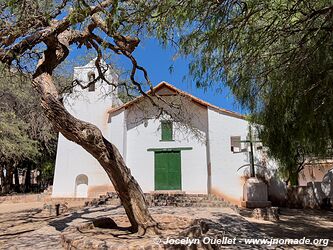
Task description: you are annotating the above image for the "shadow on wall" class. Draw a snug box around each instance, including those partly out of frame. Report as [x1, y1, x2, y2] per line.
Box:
[240, 167, 288, 207]
[267, 173, 288, 207]
[285, 170, 333, 209]
[211, 171, 287, 207]
[286, 182, 332, 209]
[125, 95, 208, 144]
[214, 166, 333, 209]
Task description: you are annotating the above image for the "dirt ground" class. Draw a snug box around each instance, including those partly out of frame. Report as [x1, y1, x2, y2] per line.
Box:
[0, 201, 46, 213]
[0, 202, 332, 249]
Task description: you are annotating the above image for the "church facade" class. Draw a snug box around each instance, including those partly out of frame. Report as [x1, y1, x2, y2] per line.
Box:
[52, 60, 262, 205]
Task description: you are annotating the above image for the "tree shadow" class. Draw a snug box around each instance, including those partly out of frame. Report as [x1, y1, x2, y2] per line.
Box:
[214, 213, 266, 239]
[177, 215, 267, 249]
[48, 205, 124, 232]
[239, 208, 333, 244]
[91, 217, 134, 233]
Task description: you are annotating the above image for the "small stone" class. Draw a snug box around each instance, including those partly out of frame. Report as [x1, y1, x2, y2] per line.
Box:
[252, 207, 279, 221]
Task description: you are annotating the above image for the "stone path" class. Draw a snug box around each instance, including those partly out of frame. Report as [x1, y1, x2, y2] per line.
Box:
[59, 205, 269, 249]
[0, 202, 332, 249]
[240, 208, 333, 249]
[0, 204, 253, 249]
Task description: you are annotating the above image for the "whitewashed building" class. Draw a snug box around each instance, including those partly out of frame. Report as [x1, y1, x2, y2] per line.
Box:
[52, 60, 262, 205]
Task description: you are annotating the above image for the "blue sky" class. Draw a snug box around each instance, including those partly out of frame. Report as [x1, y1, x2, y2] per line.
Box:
[123, 39, 245, 114]
[68, 38, 245, 114]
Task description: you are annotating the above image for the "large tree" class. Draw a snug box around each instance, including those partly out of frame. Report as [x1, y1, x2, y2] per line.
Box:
[145, 0, 333, 183]
[0, 65, 60, 193]
[0, 0, 163, 234]
[0, 111, 39, 193]
[3, 0, 331, 232]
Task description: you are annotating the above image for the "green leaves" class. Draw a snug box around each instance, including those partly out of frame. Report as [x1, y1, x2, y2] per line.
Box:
[68, 5, 91, 24]
[143, 0, 333, 181]
[0, 65, 57, 164]
[0, 112, 40, 162]
[1, 0, 332, 183]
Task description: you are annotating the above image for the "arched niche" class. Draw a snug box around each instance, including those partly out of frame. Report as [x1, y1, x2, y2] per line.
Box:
[75, 174, 89, 198]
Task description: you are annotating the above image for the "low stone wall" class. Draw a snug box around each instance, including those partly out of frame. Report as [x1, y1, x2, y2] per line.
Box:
[286, 182, 331, 209]
[0, 192, 234, 210]
[0, 193, 51, 203]
[147, 193, 231, 207]
[0, 193, 94, 206]
[86, 192, 234, 209]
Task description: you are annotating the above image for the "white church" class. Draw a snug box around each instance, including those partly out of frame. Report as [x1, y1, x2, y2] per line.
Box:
[52, 60, 266, 206]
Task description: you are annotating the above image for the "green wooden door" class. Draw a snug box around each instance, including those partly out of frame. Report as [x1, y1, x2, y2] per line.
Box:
[155, 151, 181, 190]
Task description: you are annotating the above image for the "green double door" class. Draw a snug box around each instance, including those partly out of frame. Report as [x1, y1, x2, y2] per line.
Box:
[154, 151, 181, 190]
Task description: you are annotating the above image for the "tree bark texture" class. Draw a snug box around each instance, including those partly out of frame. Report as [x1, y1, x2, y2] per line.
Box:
[0, 6, 160, 233]
[32, 72, 157, 234]
[2, 165, 14, 194]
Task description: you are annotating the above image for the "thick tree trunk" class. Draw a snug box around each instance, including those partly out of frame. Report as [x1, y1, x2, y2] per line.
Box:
[33, 73, 157, 234]
[2, 165, 14, 194]
[0, 166, 3, 194]
[24, 165, 31, 193]
[14, 167, 20, 193]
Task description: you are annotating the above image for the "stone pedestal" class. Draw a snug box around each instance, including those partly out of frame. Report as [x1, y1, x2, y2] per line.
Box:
[241, 177, 271, 208]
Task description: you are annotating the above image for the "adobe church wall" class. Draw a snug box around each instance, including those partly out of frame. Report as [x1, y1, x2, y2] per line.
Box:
[108, 109, 126, 158]
[207, 107, 249, 204]
[63, 66, 115, 132]
[87, 184, 115, 198]
[122, 100, 209, 194]
[52, 61, 119, 199]
[52, 135, 113, 198]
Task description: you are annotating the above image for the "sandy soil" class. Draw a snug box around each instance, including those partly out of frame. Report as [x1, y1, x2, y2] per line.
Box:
[0, 202, 46, 214]
[0, 201, 332, 249]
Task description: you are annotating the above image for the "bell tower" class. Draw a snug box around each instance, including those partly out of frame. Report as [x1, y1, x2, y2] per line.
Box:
[52, 59, 120, 198]
[63, 58, 122, 130]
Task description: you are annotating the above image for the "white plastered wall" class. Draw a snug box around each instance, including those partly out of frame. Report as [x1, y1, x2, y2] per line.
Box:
[207, 107, 249, 204]
[117, 100, 209, 194]
[52, 61, 118, 198]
